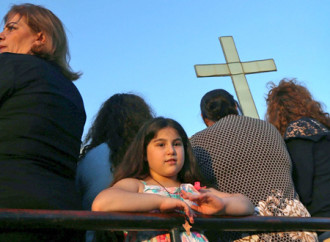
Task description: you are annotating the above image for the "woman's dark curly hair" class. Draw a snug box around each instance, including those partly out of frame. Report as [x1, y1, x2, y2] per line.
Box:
[81, 93, 154, 170]
[266, 78, 330, 136]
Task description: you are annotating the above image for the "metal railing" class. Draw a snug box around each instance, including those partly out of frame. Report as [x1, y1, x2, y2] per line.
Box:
[0, 209, 329, 241]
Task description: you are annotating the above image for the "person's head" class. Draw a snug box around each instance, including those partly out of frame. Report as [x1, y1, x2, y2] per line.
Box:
[0, 3, 80, 80]
[266, 78, 330, 136]
[200, 89, 239, 127]
[82, 93, 154, 170]
[112, 117, 205, 185]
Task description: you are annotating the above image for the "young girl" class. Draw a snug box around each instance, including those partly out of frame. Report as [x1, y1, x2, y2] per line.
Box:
[92, 117, 254, 241]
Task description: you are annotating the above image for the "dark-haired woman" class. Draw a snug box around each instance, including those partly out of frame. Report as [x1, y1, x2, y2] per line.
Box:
[190, 89, 317, 241]
[77, 93, 154, 211]
[76, 93, 153, 241]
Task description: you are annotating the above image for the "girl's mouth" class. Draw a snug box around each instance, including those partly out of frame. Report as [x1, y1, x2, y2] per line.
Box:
[166, 158, 177, 163]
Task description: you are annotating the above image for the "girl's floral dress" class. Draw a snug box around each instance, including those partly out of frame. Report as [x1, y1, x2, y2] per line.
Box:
[125, 182, 208, 242]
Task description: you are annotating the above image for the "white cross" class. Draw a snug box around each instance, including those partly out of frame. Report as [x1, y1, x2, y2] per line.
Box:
[194, 36, 277, 119]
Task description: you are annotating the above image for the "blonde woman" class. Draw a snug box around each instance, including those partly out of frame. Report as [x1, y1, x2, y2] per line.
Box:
[0, 4, 85, 241]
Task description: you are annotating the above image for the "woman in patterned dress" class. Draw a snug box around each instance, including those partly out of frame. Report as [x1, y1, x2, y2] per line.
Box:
[190, 89, 318, 241]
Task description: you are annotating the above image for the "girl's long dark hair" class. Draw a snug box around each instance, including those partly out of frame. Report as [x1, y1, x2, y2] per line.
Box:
[111, 117, 207, 186]
[81, 93, 154, 170]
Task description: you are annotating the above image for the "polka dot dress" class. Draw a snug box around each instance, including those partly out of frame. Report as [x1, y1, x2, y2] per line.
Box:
[190, 115, 317, 241]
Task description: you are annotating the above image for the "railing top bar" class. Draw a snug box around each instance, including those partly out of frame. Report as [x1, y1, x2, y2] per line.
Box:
[0, 209, 329, 232]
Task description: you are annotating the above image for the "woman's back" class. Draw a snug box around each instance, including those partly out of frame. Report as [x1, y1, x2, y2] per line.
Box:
[285, 117, 330, 217]
[76, 143, 112, 210]
[190, 115, 316, 241]
[0, 53, 86, 210]
[0, 53, 85, 173]
[190, 115, 295, 204]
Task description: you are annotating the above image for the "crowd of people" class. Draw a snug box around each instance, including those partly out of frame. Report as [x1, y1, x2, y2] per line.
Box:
[0, 3, 329, 242]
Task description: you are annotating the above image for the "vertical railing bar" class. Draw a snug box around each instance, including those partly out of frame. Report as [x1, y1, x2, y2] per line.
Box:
[170, 227, 181, 242]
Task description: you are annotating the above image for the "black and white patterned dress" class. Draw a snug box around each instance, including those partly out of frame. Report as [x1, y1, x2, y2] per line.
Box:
[190, 115, 317, 241]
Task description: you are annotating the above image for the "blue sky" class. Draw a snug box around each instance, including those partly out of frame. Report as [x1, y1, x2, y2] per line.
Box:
[1, 1, 330, 138]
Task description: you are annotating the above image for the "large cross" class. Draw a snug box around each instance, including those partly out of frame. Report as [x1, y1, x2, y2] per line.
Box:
[194, 36, 276, 119]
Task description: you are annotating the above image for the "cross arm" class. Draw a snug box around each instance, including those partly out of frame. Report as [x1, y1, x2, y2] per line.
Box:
[194, 64, 230, 77]
[242, 59, 277, 74]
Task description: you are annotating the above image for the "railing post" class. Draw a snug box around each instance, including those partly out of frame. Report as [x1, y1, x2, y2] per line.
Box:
[170, 227, 181, 242]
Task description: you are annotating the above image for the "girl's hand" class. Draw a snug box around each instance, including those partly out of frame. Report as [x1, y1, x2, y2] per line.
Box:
[159, 197, 195, 223]
[180, 189, 226, 215]
[181, 189, 255, 216]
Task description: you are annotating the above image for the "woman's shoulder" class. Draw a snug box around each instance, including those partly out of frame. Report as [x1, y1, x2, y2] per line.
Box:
[79, 143, 111, 166]
[82, 143, 111, 156]
[0, 53, 44, 65]
[190, 115, 274, 142]
[0, 53, 57, 81]
[284, 117, 329, 140]
[0, 52, 29, 60]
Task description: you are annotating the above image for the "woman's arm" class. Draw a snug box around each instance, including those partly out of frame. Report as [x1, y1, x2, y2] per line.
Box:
[286, 138, 314, 205]
[76, 144, 112, 210]
[92, 178, 195, 223]
[181, 188, 254, 216]
[0, 54, 15, 104]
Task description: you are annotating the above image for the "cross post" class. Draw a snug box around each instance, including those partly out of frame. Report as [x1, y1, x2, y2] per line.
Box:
[194, 36, 277, 119]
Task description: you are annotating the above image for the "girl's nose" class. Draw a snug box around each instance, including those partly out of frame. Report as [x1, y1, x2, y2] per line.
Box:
[167, 145, 176, 155]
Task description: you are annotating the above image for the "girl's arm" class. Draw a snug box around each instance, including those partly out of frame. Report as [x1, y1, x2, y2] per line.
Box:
[92, 178, 195, 223]
[181, 188, 254, 216]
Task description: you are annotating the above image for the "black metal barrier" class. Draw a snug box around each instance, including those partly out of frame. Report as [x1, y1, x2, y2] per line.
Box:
[0, 209, 329, 241]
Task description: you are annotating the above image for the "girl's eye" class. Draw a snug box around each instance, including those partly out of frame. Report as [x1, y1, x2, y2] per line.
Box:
[174, 141, 182, 146]
[156, 143, 165, 147]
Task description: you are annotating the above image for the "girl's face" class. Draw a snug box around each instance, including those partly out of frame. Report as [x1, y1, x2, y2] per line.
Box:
[146, 127, 184, 182]
[0, 14, 40, 54]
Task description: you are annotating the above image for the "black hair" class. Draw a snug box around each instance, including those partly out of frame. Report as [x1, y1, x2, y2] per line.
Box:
[200, 89, 239, 121]
[81, 93, 154, 170]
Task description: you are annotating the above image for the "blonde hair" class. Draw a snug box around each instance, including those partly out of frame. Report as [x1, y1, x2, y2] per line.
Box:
[4, 3, 81, 81]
